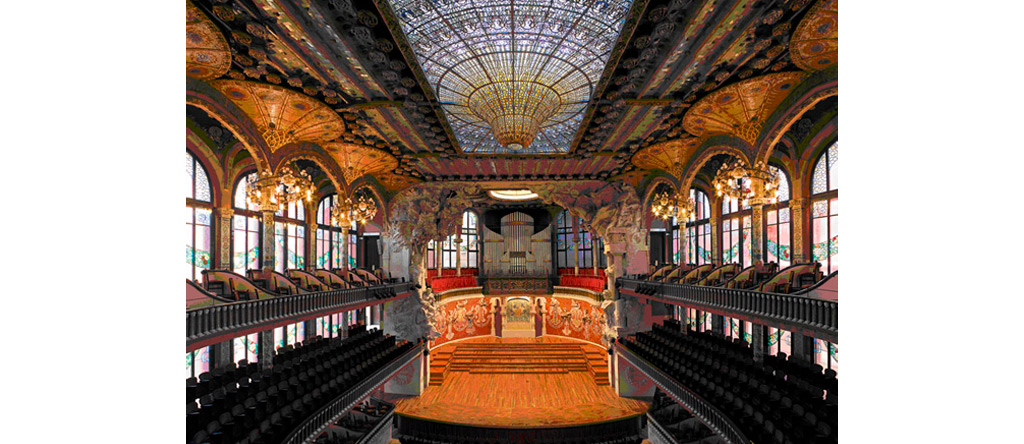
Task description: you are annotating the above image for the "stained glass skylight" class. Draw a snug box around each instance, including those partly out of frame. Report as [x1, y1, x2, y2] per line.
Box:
[387, 0, 634, 154]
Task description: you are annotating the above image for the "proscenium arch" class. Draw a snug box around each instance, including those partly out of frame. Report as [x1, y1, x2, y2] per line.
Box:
[754, 66, 839, 168]
[186, 77, 271, 173]
[270, 142, 347, 196]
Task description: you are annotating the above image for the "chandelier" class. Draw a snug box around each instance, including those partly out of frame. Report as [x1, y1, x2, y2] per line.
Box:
[651, 190, 695, 222]
[245, 166, 314, 211]
[711, 160, 781, 205]
[330, 192, 378, 228]
[388, 0, 634, 153]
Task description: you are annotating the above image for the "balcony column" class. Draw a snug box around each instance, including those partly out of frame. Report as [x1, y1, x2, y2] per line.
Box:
[748, 176, 768, 265]
[455, 227, 463, 276]
[305, 318, 318, 339]
[789, 198, 809, 263]
[751, 323, 767, 363]
[340, 227, 350, 270]
[214, 339, 234, 369]
[572, 223, 580, 275]
[259, 329, 275, 369]
[261, 210, 276, 273]
[307, 199, 318, 271]
[215, 208, 233, 269]
[710, 195, 723, 265]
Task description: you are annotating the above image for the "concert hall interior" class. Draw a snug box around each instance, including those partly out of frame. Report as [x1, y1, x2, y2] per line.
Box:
[184, 0, 839, 443]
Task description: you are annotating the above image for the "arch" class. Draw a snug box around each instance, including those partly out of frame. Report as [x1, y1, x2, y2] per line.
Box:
[796, 117, 839, 200]
[270, 142, 347, 195]
[678, 137, 752, 197]
[185, 126, 224, 207]
[186, 77, 271, 172]
[349, 176, 390, 228]
[640, 175, 678, 234]
[754, 66, 839, 167]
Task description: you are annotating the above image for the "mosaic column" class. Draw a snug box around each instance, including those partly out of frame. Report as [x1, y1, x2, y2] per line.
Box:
[259, 329, 275, 369]
[751, 323, 766, 363]
[340, 227, 350, 270]
[216, 208, 233, 269]
[789, 198, 808, 263]
[261, 210, 276, 272]
[307, 219, 318, 271]
[748, 177, 767, 264]
[214, 339, 233, 369]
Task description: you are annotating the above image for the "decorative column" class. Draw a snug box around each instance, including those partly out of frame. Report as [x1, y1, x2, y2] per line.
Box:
[261, 210, 276, 273]
[593, 239, 599, 275]
[455, 226, 463, 276]
[751, 323, 766, 363]
[748, 177, 767, 265]
[789, 198, 809, 263]
[214, 339, 233, 369]
[259, 329, 275, 369]
[710, 195, 723, 265]
[307, 200, 318, 271]
[216, 207, 233, 269]
[572, 223, 580, 275]
[340, 227, 350, 270]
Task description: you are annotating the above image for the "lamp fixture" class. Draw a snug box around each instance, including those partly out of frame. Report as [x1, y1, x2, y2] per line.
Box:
[651, 189, 695, 222]
[330, 191, 378, 228]
[711, 159, 780, 206]
[245, 166, 314, 211]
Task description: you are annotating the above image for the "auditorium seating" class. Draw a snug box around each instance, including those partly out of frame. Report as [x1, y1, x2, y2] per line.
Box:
[311, 398, 394, 444]
[428, 275, 478, 293]
[697, 264, 742, 287]
[395, 415, 643, 444]
[646, 264, 675, 281]
[353, 268, 381, 285]
[648, 389, 725, 444]
[202, 270, 272, 301]
[759, 263, 823, 294]
[187, 279, 236, 309]
[559, 274, 606, 293]
[723, 262, 779, 290]
[186, 328, 415, 444]
[661, 264, 697, 283]
[331, 268, 368, 287]
[246, 270, 301, 295]
[425, 268, 479, 288]
[285, 269, 329, 292]
[679, 264, 715, 285]
[314, 269, 350, 290]
[621, 321, 837, 444]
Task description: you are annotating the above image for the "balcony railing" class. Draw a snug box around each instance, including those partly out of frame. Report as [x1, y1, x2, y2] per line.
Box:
[282, 342, 423, 444]
[186, 282, 415, 348]
[646, 412, 679, 444]
[615, 343, 750, 444]
[617, 278, 837, 343]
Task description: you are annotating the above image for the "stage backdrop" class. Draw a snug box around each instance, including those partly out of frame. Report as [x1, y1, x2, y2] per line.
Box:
[543, 296, 605, 345]
[431, 296, 493, 348]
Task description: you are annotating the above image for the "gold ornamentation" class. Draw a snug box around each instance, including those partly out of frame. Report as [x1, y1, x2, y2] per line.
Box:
[682, 72, 808, 144]
[211, 80, 345, 151]
[322, 142, 399, 184]
[186, 0, 231, 80]
[790, 0, 838, 71]
[245, 166, 315, 212]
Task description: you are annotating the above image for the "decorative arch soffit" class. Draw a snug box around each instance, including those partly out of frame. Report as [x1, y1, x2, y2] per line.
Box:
[186, 77, 271, 172]
[270, 142, 346, 195]
[348, 176, 390, 227]
[678, 138, 752, 197]
[754, 66, 838, 167]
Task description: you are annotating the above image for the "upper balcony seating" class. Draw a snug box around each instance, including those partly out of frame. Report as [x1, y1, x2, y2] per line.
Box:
[696, 264, 743, 287]
[313, 269, 350, 290]
[246, 270, 301, 296]
[187, 328, 415, 444]
[285, 269, 329, 292]
[429, 275, 478, 294]
[649, 388, 725, 444]
[724, 262, 779, 290]
[331, 268, 368, 287]
[662, 264, 698, 283]
[311, 398, 394, 444]
[557, 268, 607, 279]
[621, 321, 837, 444]
[425, 268, 479, 288]
[353, 268, 381, 285]
[758, 263, 823, 294]
[187, 279, 237, 309]
[646, 264, 675, 281]
[559, 274, 606, 293]
[679, 264, 716, 285]
[202, 270, 274, 301]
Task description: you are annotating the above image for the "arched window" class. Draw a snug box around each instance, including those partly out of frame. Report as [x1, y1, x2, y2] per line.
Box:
[274, 201, 306, 273]
[316, 195, 345, 269]
[811, 141, 839, 273]
[556, 210, 607, 269]
[233, 173, 262, 273]
[721, 180, 752, 267]
[427, 240, 437, 269]
[186, 150, 213, 281]
[765, 165, 792, 268]
[459, 211, 479, 268]
[681, 190, 712, 265]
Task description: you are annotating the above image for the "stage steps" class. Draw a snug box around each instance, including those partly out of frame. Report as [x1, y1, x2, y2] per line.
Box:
[429, 342, 610, 386]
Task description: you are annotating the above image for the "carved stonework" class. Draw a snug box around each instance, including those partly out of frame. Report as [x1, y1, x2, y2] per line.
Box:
[217, 208, 233, 269]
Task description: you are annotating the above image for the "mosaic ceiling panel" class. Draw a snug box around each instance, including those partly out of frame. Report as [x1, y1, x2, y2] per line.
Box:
[386, 0, 635, 154]
[791, 0, 838, 71]
[630, 137, 701, 178]
[682, 72, 809, 145]
[322, 142, 400, 184]
[211, 80, 346, 150]
[186, 0, 232, 80]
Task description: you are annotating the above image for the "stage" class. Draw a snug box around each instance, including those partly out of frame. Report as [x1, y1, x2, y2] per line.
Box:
[394, 337, 649, 428]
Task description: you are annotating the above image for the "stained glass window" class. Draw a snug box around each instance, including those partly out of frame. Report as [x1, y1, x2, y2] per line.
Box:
[388, 0, 635, 154]
[233, 173, 262, 273]
[811, 142, 839, 274]
[274, 201, 306, 273]
[233, 333, 258, 364]
[681, 190, 712, 265]
[460, 211, 479, 268]
[764, 165, 792, 268]
[722, 216, 752, 267]
[427, 240, 437, 269]
[186, 151, 214, 281]
[186, 346, 210, 379]
[316, 195, 346, 270]
[555, 210, 607, 269]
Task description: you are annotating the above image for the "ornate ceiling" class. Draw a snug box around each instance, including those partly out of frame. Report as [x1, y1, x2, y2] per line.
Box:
[186, 0, 837, 198]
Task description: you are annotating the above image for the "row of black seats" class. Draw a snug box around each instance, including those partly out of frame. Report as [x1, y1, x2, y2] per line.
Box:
[311, 398, 394, 444]
[395, 435, 643, 444]
[648, 389, 724, 444]
[187, 328, 413, 444]
[622, 321, 837, 444]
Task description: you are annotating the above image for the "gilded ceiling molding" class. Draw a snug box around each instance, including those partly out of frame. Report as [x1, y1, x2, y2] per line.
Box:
[186, 77, 272, 173]
[377, 173, 423, 195]
[753, 66, 837, 167]
[630, 137, 702, 179]
[270, 142, 347, 195]
[186, 0, 231, 80]
[682, 72, 809, 146]
[210, 80, 346, 152]
[790, 0, 838, 72]
[321, 142, 399, 186]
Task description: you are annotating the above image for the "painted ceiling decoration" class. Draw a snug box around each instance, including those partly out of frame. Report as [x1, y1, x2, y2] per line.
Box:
[385, 0, 635, 154]
[322, 142, 400, 184]
[211, 80, 346, 151]
[791, 0, 838, 71]
[185, 0, 232, 80]
[630, 137, 701, 178]
[681, 71, 809, 145]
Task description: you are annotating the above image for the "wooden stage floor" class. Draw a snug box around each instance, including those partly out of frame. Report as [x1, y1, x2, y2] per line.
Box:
[394, 337, 649, 428]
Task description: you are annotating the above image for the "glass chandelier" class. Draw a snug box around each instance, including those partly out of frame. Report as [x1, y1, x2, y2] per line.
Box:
[330, 192, 378, 228]
[387, 0, 634, 153]
[245, 166, 314, 211]
[711, 160, 781, 205]
[651, 189, 695, 222]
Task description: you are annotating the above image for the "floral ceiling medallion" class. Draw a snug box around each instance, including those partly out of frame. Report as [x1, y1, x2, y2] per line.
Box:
[682, 72, 809, 145]
[322, 142, 400, 184]
[386, 0, 635, 154]
[186, 0, 232, 80]
[791, 0, 838, 71]
[211, 80, 345, 151]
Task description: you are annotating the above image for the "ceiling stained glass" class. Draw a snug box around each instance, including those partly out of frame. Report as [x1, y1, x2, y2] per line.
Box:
[387, 0, 634, 154]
